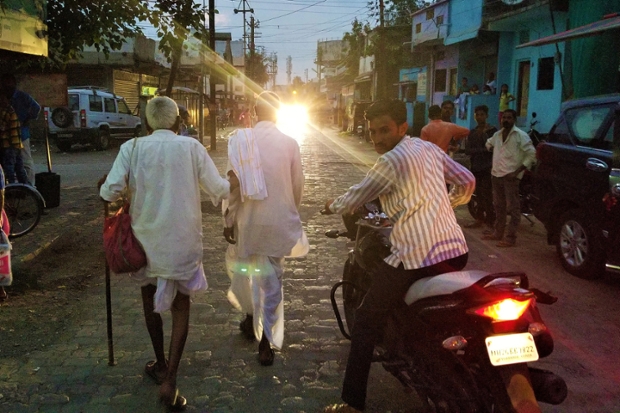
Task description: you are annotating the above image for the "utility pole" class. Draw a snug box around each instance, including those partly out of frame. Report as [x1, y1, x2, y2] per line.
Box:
[209, 0, 217, 150]
[286, 56, 292, 85]
[234, 0, 254, 61]
[376, 0, 386, 100]
[249, 16, 257, 81]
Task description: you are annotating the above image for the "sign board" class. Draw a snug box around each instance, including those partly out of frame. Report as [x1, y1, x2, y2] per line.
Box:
[417, 72, 427, 97]
[16, 74, 68, 108]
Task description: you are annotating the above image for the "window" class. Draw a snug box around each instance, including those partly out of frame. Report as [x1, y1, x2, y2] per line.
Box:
[434, 69, 447, 92]
[118, 100, 131, 114]
[89, 95, 103, 112]
[104, 98, 116, 113]
[537, 57, 555, 90]
[68, 94, 80, 111]
[436, 15, 444, 26]
[415, 23, 422, 33]
[566, 105, 613, 147]
[549, 117, 571, 144]
[426, 8, 434, 20]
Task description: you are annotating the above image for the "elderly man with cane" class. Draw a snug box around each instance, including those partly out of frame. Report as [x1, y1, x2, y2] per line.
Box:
[99, 96, 233, 411]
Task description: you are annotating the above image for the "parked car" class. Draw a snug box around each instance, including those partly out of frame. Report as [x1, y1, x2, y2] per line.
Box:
[47, 87, 141, 152]
[532, 94, 620, 279]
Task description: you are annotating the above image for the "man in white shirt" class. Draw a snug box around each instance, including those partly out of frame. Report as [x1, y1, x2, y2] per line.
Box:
[100, 96, 232, 410]
[482, 109, 536, 247]
[323, 99, 475, 413]
[224, 91, 305, 366]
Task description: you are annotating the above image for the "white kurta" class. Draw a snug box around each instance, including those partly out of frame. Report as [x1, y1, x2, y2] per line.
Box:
[224, 121, 306, 349]
[100, 131, 230, 310]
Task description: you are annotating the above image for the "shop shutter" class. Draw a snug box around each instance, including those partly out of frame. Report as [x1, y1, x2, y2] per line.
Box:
[113, 70, 140, 111]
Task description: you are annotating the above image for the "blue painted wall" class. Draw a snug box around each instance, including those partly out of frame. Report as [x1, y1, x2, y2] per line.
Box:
[494, 14, 567, 133]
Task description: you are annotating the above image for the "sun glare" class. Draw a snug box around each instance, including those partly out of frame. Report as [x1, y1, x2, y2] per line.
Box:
[277, 104, 309, 142]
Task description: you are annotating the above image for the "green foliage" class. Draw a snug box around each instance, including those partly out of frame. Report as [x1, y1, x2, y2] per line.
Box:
[341, 18, 371, 79]
[246, 50, 270, 87]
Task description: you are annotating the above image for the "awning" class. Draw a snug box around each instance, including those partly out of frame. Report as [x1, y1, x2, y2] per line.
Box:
[445, 29, 479, 46]
[516, 14, 620, 48]
[354, 74, 372, 84]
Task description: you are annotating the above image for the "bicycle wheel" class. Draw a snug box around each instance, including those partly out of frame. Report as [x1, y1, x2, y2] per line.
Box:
[4, 185, 43, 238]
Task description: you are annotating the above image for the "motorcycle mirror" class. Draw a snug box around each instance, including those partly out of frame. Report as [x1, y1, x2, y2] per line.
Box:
[531, 112, 537, 118]
[325, 229, 340, 239]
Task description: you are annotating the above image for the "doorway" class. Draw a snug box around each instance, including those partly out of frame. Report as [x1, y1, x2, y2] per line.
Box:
[517, 60, 530, 118]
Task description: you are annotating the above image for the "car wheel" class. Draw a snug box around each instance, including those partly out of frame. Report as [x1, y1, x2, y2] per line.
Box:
[56, 141, 72, 152]
[556, 210, 604, 279]
[51, 107, 73, 128]
[95, 129, 110, 151]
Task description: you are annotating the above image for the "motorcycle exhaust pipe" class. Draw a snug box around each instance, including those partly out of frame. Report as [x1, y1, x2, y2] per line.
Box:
[528, 367, 568, 405]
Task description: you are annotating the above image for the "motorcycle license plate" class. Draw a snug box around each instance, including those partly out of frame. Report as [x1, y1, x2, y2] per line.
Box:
[57, 134, 73, 138]
[485, 333, 539, 366]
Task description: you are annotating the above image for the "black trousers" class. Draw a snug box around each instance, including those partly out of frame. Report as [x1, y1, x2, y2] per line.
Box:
[473, 170, 495, 227]
[341, 253, 469, 410]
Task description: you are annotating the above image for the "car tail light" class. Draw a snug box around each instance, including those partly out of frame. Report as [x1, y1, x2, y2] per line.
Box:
[468, 298, 532, 321]
[80, 109, 86, 128]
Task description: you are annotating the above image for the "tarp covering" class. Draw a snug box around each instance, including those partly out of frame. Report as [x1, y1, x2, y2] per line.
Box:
[516, 15, 620, 48]
[569, 2, 620, 98]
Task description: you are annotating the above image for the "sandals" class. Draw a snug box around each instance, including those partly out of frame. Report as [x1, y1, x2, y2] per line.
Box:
[258, 347, 275, 366]
[160, 387, 187, 412]
[323, 404, 363, 413]
[144, 360, 168, 385]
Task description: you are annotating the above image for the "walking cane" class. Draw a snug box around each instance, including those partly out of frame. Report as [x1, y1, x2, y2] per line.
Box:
[103, 201, 116, 366]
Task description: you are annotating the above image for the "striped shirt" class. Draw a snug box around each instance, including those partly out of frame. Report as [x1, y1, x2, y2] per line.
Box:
[330, 136, 475, 270]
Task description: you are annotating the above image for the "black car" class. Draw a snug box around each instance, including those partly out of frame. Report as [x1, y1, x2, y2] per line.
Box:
[532, 94, 620, 279]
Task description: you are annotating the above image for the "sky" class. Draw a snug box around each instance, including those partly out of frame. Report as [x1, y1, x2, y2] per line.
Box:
[203, 0, 376, 85]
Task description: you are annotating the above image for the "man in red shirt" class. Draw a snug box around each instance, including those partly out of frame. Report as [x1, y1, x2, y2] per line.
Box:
[420, 105, 470, 153]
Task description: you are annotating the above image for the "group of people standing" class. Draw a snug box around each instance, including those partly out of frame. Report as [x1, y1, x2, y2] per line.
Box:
[420, 96, 536, 248]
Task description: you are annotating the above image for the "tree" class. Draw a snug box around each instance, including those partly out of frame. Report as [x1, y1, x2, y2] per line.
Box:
[150, 0, 210, 96]
[341, 18, 371, 80]
[245, 50, 270, 87]
[365, 0, 428, 97]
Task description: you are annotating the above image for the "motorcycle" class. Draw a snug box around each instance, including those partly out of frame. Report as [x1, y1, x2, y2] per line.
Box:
[467, 113, 544, 226]
[325, 202, 567, 412]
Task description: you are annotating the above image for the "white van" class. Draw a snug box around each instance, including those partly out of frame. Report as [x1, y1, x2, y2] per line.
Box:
[47, 87, 141, 151]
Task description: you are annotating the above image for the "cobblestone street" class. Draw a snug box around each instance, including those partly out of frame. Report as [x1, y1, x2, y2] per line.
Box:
[0, 126, 424, 413]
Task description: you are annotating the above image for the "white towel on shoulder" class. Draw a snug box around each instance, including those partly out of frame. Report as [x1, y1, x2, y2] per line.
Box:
[228, 128, 268, 201]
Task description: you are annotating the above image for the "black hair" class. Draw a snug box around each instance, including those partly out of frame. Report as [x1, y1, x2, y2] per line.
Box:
[503, 109, 517, 118]
[364, 99, 407, 125]
[474, 105, 489, 114]
[441, 100, 454, 109]
[428, 105, 442, 118]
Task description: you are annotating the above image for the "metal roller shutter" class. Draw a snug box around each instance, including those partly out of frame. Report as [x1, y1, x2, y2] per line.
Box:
[113, 70, 140, 110]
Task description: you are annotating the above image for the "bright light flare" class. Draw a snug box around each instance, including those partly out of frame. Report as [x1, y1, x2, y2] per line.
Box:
[277, 104, 309, 142]
[469, 298, 532, 321]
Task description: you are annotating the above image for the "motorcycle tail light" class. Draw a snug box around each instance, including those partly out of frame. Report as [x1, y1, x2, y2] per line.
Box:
[44, 109, 49, 122]
[468, 298, 532, 321]
[80, 109, 87, 128]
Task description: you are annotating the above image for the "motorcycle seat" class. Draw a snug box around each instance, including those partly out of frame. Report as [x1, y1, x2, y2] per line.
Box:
[404, 270, 490, 305]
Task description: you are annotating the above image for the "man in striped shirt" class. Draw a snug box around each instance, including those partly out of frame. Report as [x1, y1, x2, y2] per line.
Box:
[323, 99, 475, 413]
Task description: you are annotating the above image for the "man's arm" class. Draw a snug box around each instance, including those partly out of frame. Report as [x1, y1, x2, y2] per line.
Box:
[451, 123, 471, 141]
[328, 157, 395, 214]
[444, 154, 475, 207]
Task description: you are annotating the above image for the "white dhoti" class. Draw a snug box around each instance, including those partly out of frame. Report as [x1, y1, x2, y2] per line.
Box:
[226, 247, 284, 349]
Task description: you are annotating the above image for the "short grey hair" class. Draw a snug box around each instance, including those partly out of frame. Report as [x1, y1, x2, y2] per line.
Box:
[146, 96, 179, 130]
